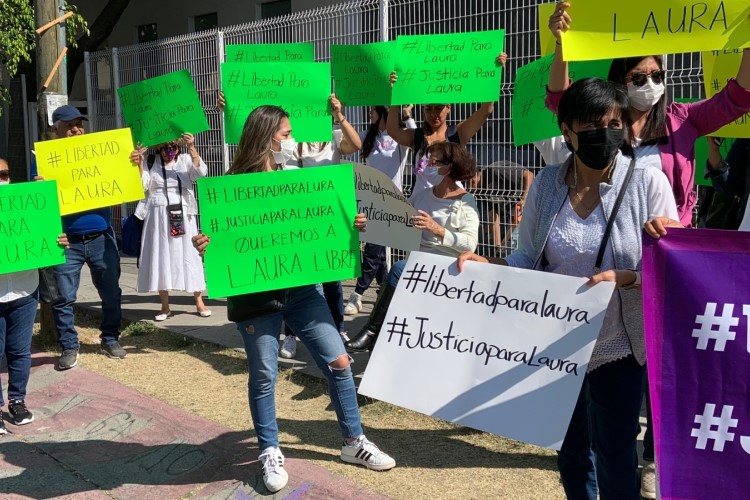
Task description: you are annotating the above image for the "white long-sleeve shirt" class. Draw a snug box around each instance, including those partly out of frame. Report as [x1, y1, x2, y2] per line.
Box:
[408, 187, 479, 257]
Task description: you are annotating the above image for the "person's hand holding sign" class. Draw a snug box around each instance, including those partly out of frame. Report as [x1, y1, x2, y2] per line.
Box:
[549, 2, 571, 41]
[354, 213, 367, 232]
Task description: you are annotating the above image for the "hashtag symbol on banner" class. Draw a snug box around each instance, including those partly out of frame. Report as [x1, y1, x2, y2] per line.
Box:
[401, 40, 419, 54]
[209, 218, 219, 233]
[385, 316, 411, 344]
[47, 151, 62, 168]
[712, 78, 721, 91]
[206, 187, 218, 204]
[233, 51, 246, 63]
[691, 403, 738, 451]
[521, 100, 533, 117]
[401, 68, 416, 85]
[227, 69, 241, 88]
[692, 302, 738, 351]
[401, 263, 428, 292]
[226, 107, 241, 125]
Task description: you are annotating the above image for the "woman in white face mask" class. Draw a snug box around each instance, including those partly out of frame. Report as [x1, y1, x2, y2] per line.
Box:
[193, 106, 396, 494]
[547, 2, 750, 229]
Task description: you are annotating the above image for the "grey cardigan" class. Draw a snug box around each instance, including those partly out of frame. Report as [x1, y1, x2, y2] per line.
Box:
[505, 152, 678, 365]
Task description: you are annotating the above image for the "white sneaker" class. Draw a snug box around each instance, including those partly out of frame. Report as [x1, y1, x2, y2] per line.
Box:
[640, 461, 657, 499]
[341, 435, 396, 471]
[343, 293, 362, 316]
[279, 335, 297, 359]
[259, 446, 288, 493]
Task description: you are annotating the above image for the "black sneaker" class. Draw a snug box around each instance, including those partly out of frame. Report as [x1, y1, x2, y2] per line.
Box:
[58, 348, 79, 370]
[101, 341, 127, 359]
[8, 400, 34, 425]
[0, 412, 7, 435]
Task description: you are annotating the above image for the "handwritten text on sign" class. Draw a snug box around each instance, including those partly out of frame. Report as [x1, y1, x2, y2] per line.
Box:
[118, 69, 210, 147]
[225, 43, 315, 63]
[332, 41, 395, 106]
[354, 163, 420, 251]
[197, 165, 361, 298]
[34, 128, 144, 216]
[702, 50, 750, 138]
[0, 180, 64, 275]
[512, 55, 612, 145]
[358, 252, 615, 449]
[561, 0, 750, 61]
[221, 62, 332, 144]
[391, 30, 505, 105]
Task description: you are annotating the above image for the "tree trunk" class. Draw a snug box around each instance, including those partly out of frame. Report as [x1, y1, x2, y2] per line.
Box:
[36, 0, 63, 346]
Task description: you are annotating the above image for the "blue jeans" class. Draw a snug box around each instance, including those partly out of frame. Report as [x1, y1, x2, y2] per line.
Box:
[236, 285, 363, 450]
[51, 228, 122, 349]
[386, 259, 406, 287]
[0, 290, 38, 406]
[354, 243, 387, 295]
[557, 355, 645, 500]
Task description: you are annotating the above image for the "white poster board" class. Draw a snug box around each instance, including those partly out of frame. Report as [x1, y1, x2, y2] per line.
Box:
[354, 163, 421, 251]
[358, 252, 616, 450]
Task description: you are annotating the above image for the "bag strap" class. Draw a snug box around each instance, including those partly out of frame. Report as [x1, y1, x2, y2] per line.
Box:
[147, 154, 156, 169]
[594, 156, 636, 273]
[161, 158, 183, 207]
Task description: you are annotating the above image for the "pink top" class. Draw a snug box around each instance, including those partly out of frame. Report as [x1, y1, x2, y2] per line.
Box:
[546, 79, 750, 226]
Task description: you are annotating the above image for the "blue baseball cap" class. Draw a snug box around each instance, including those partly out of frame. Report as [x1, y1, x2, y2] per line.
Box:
[52, 105, 88, 123]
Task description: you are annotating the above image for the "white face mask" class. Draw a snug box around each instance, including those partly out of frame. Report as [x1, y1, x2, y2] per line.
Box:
[271, 138, 296, 164]
[0, 180, 8, 185]
[627, 80, 665, 112]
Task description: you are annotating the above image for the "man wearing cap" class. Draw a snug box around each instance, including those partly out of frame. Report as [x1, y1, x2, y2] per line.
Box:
[31, 105, 125, 369]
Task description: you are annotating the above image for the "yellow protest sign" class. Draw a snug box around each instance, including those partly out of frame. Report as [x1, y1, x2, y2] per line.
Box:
[561, 0, 750, 62]
[34, 128, 144, 215]
[703, 49, 750, 137]
[538, 3, 557, 57]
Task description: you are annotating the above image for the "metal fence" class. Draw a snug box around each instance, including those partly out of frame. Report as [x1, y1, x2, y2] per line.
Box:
[84, 0, 705, 258]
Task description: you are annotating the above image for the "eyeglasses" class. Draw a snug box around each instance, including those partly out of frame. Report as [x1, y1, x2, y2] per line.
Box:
[628, 70, 666, 87]
[428, 158, 450, 166]
[0, 170, 9, 180]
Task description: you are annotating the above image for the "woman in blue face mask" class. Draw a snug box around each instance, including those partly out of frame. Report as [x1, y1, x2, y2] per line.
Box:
[457, 78, 681, 500]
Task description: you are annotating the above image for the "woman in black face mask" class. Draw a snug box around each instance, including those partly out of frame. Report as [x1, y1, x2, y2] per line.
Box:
[456, 78, 681, 500]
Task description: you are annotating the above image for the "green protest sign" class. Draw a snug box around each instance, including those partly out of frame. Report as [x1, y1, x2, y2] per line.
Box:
[197, 164, 361, 298]
[0, 180, 64, 275]
[332, 41, 394, 106]
[225, 43, 315, 63]
[221, 62, 333, 144]
[512, 55, 611, 146]
[391, 30, 504, 105]
[117, 69, 210, 147]
[675, 98, 734, 187]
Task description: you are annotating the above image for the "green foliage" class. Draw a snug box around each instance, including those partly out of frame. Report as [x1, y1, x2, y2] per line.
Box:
[0, 0, 89, 114]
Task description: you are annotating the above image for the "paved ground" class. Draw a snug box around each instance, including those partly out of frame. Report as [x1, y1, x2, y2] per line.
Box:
[0, 257, 387, 499]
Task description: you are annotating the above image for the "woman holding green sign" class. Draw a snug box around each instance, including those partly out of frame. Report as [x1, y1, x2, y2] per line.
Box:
[192, 105, 396, 494]
[386, 53, 507, 195]
[0, 158, 69, 433]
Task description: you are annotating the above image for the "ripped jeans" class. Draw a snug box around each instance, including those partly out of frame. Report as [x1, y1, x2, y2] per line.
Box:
[236, 285, 363, 450]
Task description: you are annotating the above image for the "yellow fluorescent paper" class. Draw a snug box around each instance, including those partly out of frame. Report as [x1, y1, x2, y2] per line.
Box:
[561, 0, 750, 61]
[702, 49, 750, 137]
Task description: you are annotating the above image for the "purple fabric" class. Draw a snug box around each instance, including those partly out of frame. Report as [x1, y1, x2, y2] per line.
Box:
[643, 227, 750, 499]
[546, 79, 750, 226]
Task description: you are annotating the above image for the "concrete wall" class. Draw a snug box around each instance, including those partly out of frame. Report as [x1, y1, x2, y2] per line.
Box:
[69, 0, 340, 99]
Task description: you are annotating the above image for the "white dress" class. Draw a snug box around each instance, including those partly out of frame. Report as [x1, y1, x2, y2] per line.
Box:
[136, 155, 207, 293]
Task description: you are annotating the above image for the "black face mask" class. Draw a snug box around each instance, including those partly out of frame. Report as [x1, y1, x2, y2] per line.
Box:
[567, 128, 624, 170]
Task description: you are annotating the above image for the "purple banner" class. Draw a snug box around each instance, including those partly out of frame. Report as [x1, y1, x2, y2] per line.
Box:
[643, 228, 750, 499]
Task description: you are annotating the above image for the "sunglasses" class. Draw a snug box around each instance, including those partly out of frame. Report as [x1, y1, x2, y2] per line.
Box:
[158, 144, 179, 152]
[628, 70, 666, 87]
[0, 170, 9, 180]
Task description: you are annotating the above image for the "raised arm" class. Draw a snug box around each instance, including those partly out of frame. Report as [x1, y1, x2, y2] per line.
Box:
[386, 72, 417, 147]
[330, 94, 362, 155]
[548, 2, 571, 94]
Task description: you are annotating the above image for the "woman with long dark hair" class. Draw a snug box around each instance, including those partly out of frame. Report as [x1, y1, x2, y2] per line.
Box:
[193, 105, 395, 494]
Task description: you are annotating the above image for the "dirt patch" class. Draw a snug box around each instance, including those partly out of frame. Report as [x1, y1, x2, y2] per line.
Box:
[35, 312, 564, 500]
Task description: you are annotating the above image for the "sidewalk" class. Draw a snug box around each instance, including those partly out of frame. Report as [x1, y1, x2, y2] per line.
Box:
[0, 257, 390, 499]
[0, 353, 388, 499]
